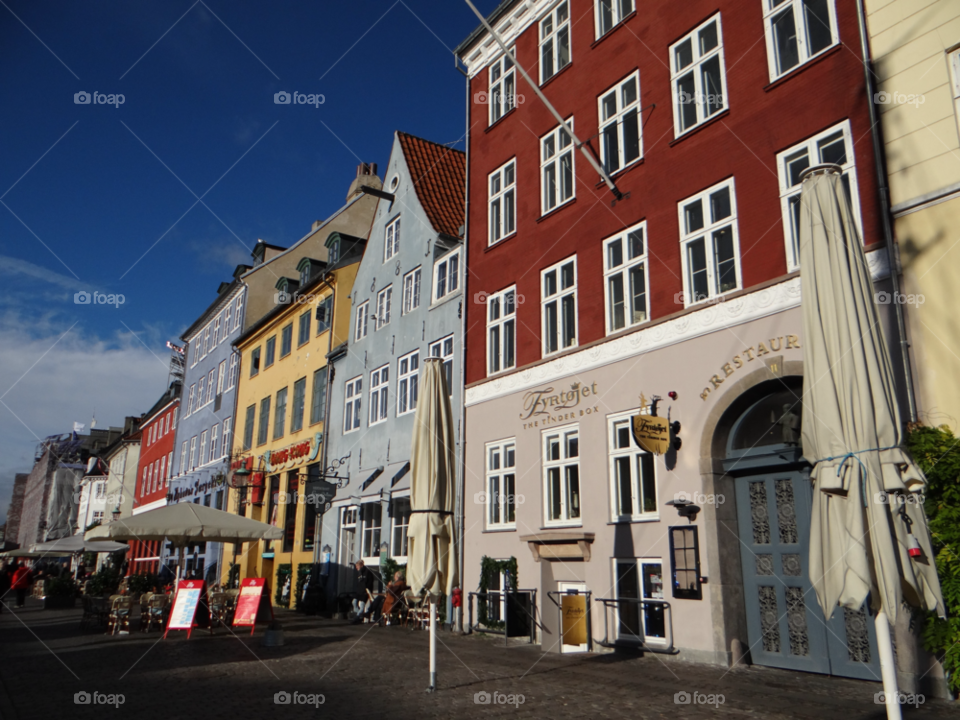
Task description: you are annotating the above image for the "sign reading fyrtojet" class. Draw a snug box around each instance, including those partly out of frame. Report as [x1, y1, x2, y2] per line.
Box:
[632, 414, 670, 455]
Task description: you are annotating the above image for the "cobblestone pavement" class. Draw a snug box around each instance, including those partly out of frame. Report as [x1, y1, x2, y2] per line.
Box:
[0, 598, 955, 720]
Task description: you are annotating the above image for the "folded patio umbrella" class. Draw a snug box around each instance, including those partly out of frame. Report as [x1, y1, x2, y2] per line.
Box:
[799, 164, 944, 719]
[32, 532, 129, 554]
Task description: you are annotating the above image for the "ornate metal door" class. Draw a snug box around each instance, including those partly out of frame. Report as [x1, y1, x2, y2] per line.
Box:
[736, 471, 881, 680]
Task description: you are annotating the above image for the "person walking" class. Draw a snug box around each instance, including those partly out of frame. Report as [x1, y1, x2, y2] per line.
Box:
[11, 562, 32, 609]
[0, 562, 11, 614]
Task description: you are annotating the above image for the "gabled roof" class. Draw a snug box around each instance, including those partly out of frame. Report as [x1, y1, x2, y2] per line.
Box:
[397, 132, 466, 239]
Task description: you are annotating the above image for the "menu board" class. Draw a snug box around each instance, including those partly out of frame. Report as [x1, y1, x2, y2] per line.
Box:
[233, 577, 272, 635]
[165, 580, 208, 639]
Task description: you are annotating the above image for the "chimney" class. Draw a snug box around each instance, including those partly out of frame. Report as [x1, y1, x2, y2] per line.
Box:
[347, 162, 382, 201]
[357, 163, 377, 178]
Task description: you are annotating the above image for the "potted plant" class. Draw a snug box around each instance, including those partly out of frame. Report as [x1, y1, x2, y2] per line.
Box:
[44, 575, 78, 609]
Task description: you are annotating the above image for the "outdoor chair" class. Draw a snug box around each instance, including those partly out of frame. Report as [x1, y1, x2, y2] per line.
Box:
[142, 594, 169, 633]
[138, 593, 153, 631]
[79, 595, 105, 629]
[403, 591, 429, 630]
[107, 596, 134, 635]
[209, 592, 233, 629]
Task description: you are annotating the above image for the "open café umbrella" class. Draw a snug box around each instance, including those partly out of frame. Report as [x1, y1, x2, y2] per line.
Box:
[32, 532, 129, 554]
[799, 165, 944, 720]
[407, 358, 459, 692]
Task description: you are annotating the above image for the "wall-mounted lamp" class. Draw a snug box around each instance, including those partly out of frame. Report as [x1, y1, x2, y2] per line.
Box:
[666, 498, 700, 522]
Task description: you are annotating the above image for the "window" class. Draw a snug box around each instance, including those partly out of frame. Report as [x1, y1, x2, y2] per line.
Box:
[243, 404, 255, 451]
[540, 1, 570, 83]
[777, 121, 859, 269]
[614, 558, 666, 643]
[210, 424, 219, 462]
[250, 347, 261, 377]
[543, 426, 580, 525]
[384, 217, 400, 261]
[92, 510, 103, 522]
[228, 353, 238, 389]
[608, 413, 657, 520]
[595, 0, 634, 38]
[402, 268, 421, 314]
[487, 286, 516, 376]
[213, 316, 221, 346]
[299, 263, 311, 288]
[221, 420, 231, 459]
[217, 360, 226, 396]
[376, 287, 392, 329]
[172, 407, 178, 429]
[671, 15, 727, 136]
[488, 160, 516, 245]
[187, 385, 196, 415]
[541, 119, 575, 213]
[339, 507, 358, 566]
[355, 300, 369, 340]
[429, 335, 454, 395]
[541, 257, 577, 355]
[280, 324, 293, 357]
[599, 71, 642, 174]
[952, 49, 960, 134]
[310, 368, 327, 425]
[274, 387, 288, 440]
[199, 431, 207, 467]
[391, 498, 411, 557]
[603, 222, 648, 334]
[361, 503, 382, 558]
[679, 178, 741, 305]
[206, 369, 215, 404]
[670, 526, 703, 600]
[264, 336, 276, 368]
[369, 365, 389, 425]
[189, 436, 197, 470]
[344, 377, 362, 433]
[257, 396, 271, 446]
[233, 294, 243, 330]
[297, 311, 310, 347]
[291, 377, 306, 433]
[488, 53, 516, 124]
[397, 350, 419, 416]
[203, 326, 211, 356]
[141, 468, 147, 497]
[763, 0, 837, 80]
[197, 377, 206, 409]
[433, 250, 460, 302]
[180, 441, 188, 475]
[224, 303, 233, 336]
[316, 294, 333, 334]
[486, 440, 517, 529]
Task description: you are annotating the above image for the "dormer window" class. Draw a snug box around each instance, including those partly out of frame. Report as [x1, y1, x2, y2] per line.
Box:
[329, 240, 340, 264]
[300, 264, 311, 287]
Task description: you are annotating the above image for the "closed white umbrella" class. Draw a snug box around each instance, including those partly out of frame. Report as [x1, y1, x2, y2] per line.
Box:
[799, 165, 944, 720]
[32, 532, 129, 554]
[407, 358, 459, 691]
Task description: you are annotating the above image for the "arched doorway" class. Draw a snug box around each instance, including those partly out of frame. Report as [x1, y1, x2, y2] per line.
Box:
[720, 377, 881, 681]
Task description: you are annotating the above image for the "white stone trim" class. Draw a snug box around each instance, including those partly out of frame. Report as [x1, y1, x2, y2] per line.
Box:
[465, 249, 889, 406]
[461, 0, 555, 78]
[132, 498, 167, 514]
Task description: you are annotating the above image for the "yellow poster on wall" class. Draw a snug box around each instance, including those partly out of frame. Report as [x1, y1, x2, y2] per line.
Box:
[560, 594, 587, 646]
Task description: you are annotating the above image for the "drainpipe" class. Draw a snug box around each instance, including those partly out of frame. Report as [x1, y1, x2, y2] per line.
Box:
[856, 0, 918, 423]
[313, 272, 338, 567]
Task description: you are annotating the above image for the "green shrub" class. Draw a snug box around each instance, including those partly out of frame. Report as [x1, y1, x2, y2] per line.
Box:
[45, 574, 77, 598]
[86, 567, 121, 597]
[126, 573, 159, 594]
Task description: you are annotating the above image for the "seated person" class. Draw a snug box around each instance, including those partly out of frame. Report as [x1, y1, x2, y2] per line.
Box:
[380, 571, 408, 624]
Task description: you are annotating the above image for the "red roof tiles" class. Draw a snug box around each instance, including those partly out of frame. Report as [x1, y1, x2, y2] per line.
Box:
[397, 132, 466, 238]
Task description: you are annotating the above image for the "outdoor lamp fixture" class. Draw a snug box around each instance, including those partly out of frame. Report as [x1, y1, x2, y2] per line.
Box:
[111, 506, 121, 521]
[666, 498, 700, 522]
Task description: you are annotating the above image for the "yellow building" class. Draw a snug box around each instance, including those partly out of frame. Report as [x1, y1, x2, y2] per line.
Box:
[223, 229, 369, 604]
[864, 0, 960, 429]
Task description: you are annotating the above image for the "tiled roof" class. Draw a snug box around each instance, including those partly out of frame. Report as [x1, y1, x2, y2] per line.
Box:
[397, 132, 466, 238]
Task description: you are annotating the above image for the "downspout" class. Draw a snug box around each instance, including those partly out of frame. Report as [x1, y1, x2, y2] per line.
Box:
[314, 271, 338, 567]
[856, 0, 918, 422]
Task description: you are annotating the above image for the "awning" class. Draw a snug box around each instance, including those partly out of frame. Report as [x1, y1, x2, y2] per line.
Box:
[361, 466, 384, 491]
[391, 462, 411, 488]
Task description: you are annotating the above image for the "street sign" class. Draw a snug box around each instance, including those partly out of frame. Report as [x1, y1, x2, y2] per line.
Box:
[165, 579, 210, 639]
[233, 577, 274, 635]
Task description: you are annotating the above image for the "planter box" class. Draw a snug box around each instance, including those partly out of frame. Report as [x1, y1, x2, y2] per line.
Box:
[44, 596, 77, 610]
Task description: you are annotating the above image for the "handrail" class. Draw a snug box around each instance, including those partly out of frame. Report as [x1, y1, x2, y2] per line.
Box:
[467, 589, 538, 645]
[594, 597, 677, 654]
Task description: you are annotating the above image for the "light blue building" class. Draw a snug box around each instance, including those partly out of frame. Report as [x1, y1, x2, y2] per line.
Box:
[321, 132, 465, 608]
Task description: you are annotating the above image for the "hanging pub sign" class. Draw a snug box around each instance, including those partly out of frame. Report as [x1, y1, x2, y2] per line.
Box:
[303, 477, 339, 517]
[165, 579, 210, 639]
[632, 414, 670, 455]
[233, 577, 274, 635]
[560, 593, 588, 646]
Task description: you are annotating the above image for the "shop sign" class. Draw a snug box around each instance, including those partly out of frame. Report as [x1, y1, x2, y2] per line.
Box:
[233, 577, 274, 635]
[262, 432, 323, 472]
[171, 476, 221, 503]
[700, 335, 801, 401]
[632, 414, 670, 455]
[521, 382, 600, 430]
[165, 579, 210, 639]
[560, 594, 587, 646]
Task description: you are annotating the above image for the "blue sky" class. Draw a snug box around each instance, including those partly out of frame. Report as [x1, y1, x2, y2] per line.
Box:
[0, 0, 497, 525]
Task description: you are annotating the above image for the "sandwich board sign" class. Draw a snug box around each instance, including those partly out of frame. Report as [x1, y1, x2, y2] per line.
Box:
[165, 579, 210, 639]
[233, 577, 274, 635]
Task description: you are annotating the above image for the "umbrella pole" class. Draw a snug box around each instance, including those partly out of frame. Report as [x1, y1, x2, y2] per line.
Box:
[428, 599, 437, 693]
[876, 610, 902, 720]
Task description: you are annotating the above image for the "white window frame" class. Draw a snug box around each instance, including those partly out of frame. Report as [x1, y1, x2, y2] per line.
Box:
[541, 256, 578, 356]
[432, 249, 461, 303]
[402, 267, 421, 315]
[542, 424, 581, 527]
[217, 360, 226, 395]
[199, 431, 207, 468]
[428, 335, 455, 395]
[762, 0, 839, 82]
[228, 354, 238, 390]
[486, 286, 517, 376]
[485, 439, 517, 530]
[397, 350, 420, 417]
[221, 419, 231, 460]
[777, 120, 860, 270]
[210, 423, 219, 463]
[678, 177, 741, 307]
[594, 0, 635, 39]
[187, 384, 196, 416]
[603, 221, 649, 335]
[376, 287, 392, 330]
[384, 216, 400, 262]
[598, 70, 643, 174]
[612, 557, 667, 645]
[233, 294, 243, 330]
[607, 410, 658, 522]
[180, 441, 187, 476]
[670, 14, 727, 137]
[344, 376, 362, 434]
[541, 118, 576, 214]
[539, 1, 571, 84]
[189, 436, 197, 470]
[488, 159, 517, 246]
[488, 52, 517, 125]
[355, 300, 369, 340]
[951, 48, 960, 135]
[213, 316, 221, 346]
[368, 364, 389, 426]
[206, 369, 215, 404]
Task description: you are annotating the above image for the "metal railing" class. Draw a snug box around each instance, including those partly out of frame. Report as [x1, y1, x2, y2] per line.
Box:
[594, 597, 676, 654]
[467, 589, 538, 645]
